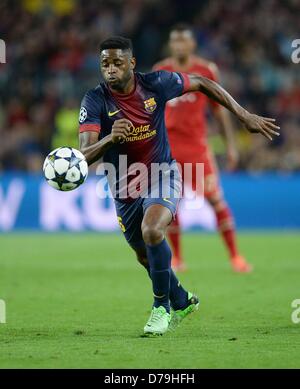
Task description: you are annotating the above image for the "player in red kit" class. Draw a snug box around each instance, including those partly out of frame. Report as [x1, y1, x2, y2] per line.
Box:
[153, 24, 252, 273]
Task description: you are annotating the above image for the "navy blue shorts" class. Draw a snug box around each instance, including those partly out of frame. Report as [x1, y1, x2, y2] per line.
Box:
[114, 161, 182, 250]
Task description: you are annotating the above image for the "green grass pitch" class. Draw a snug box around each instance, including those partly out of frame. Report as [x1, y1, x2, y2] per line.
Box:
[0, 232, 299, 368]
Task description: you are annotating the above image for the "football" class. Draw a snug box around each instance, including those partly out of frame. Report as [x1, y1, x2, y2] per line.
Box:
[43, 147, 88, 191]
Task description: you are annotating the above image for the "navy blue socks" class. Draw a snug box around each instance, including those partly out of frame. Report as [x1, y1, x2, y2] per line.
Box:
[146, 239, 171, 313]
[169, 271, 189, 311]
[145, 239, 188, 312]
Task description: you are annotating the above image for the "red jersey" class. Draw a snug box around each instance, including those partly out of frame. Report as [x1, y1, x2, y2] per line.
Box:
[153, 56, 219, 161]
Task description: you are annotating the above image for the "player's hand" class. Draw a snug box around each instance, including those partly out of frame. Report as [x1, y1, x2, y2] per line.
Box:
[111, 119, 133, 143]
[242, 113, 280, 141]
[226, 145, 239, 171]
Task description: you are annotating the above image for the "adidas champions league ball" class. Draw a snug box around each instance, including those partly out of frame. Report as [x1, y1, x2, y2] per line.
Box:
[43, 147, 88, 191]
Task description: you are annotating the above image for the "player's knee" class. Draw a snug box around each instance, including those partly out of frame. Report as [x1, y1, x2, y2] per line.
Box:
[142, 224, 164, 246]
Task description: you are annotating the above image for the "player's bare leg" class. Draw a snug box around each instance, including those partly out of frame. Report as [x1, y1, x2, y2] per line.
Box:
[167, 215, 187, 272]
[207, 191, 253, 273]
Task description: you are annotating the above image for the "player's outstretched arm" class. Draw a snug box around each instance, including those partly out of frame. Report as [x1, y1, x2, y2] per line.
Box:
[79, 119, 133, 165]
[213, 106, 239, 171]
[186, 74, 280, 140]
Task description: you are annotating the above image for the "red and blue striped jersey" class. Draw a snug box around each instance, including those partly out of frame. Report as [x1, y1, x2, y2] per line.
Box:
[79, 70, 190, 199]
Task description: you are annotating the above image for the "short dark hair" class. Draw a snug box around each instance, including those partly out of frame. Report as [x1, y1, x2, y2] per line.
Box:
[100, 36, 133, 54]
[170, 23, 195, 38]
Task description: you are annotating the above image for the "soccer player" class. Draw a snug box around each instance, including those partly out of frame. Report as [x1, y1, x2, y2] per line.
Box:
[78, 36, 279, 335]
[153, 24, 252, 273]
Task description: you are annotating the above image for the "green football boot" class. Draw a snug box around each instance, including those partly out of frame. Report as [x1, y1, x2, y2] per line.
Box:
[169, 292, 200, 331]
[143, 306, 171, 336]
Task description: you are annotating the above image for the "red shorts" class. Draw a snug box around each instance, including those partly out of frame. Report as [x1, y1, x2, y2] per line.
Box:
[174, 147, 222, 198]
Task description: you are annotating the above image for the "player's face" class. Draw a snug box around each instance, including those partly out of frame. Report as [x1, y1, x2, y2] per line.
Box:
[100, 49, 136, 91]
[169, 30, 196, 61]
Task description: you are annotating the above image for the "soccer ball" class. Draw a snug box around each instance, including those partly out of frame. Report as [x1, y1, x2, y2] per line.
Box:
[43, 147, 88, 191]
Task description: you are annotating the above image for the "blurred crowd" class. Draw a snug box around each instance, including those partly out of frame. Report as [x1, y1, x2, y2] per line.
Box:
[0, 0, 299, 172]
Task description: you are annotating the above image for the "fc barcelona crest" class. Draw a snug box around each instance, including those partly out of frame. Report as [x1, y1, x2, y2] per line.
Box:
[144, 97, 157, 113]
